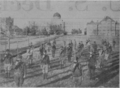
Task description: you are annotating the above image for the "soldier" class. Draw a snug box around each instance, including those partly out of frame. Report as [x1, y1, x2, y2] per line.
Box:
[53, 39, 56, 45]
[13, 55, 27, 87]
[70, 40, 73, 48]
[2, 49, 13, 78]
[52, 43, 56, 58]
[72, 56, 83, 86]
[92, 41, 97, 53]
[41, 50, 50, 79]
[78, 41, 84, 52]
[108, 43, 112, 53]
[67, 43, 73, 62]
[47, 42, 51, 52]
[88, 51, 96, 80]
[60, 46, 67, 68]
[27, 46, 33, 66]
[39, 44, 45, 58]
[112, 39, 116, 49]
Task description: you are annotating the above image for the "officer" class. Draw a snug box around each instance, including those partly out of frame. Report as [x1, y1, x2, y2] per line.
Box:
[41, 50, 50, 79]
[39, 44, 45, 58]
[2, 49, 13, 78]
[27, 46, 33, 66]
[13, 55, 27, 87]
[53, 40, 56, 45]
[60, 46, 66, 68]
[88, 51, 96, 80]
[78, 41, 84, 52]
[52, 43, 56, 58]
[92, 41, 97, 54]
[67, 43, 73, 62]
[72, 56, 83, 86]
[112, 39, 116, 49]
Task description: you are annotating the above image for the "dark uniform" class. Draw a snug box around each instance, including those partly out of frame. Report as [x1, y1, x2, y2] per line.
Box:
[39, 44, 45, 58]
[72, 57, 82, 76]
[13, 55, 27, 87]
[53, 40, 56, 45]
[52, 44, 56, 58]
[88, 52, 96, 79]
[78, 42, 84, 53]
[108, 44, 112, 53]
[27, 47, 33, 65]
[3, 50, 13, 77]
[112, 40, 116, 49]
[67, 44, 73, 62]
[72, 57, 83, 86]
[60, 46, 67, 68]
[41, 51, 50, 79]
[93, 41, 97, 53]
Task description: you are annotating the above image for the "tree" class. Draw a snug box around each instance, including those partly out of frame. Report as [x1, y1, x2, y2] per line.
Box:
[41, 28, 48, 35]
[71, 29, 79, 34]
[79, 29, 82, 34]
[12, 25, 23, 35]
[23, 26, 30, 35]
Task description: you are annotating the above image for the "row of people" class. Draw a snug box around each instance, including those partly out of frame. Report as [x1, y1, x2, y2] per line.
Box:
[1, 39, 114, 86]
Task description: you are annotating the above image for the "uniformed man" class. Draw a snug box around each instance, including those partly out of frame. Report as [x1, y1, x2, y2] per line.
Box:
[47, 42, 51, 52]
[39, 44, 45, 58]
[27, 46, 33, 66]
[52, 43, 56, 58]
[88, 51, 96, 80]
[78, 41, 84, 52]
[72, 56, 83, 86]
[60, 46, 67, 68]
[41, 50, 50, 79]
[2, 49, 13, 78]
[112, 39, 116, 49]
[108, 43, 112, 53]
[13, 55, 27, 87]
[92, 41, 97, 53]
[53, 40, 56, 45]
[70, 40, 73, 49]
[67, 43, 73, 62]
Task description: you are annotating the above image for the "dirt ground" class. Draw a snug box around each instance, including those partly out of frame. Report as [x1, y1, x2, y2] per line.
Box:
[0, 35, 119, 87]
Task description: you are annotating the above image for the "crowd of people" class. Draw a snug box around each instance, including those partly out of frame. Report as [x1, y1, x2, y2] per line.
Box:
[1, 38, 116, 87]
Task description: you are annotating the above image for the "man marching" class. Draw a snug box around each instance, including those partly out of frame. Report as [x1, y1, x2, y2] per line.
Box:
[13, 54, 27, 87]
[27, 46, 33, 66]
[39, 44, 45, 58]
[72, 56, 83, 86]
[88, 51, 96, 80]
[52, 43, 56, 58]
[41, 50, 50, 79]
[2, 49, 13, 78]
[67, 43, 73, 62]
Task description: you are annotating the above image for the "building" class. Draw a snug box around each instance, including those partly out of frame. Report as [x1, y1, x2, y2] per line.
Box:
[50, 12, 65, 34]
[86, 20, 98, 36]
[98, 16, 116, 38]
[86, 16, 119, 40]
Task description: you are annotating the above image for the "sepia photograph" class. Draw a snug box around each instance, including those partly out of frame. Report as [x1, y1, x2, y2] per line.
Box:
[0, 0, 119, 87]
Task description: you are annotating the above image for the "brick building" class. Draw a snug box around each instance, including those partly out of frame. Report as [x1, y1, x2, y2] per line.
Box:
[86, 16, 119, 39]
[98, 16, 119, 38]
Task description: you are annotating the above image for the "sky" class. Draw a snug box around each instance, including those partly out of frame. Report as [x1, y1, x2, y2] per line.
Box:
[0, 0, 120, 32]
